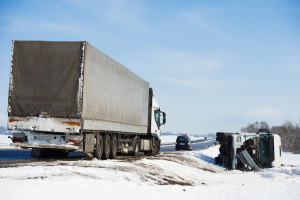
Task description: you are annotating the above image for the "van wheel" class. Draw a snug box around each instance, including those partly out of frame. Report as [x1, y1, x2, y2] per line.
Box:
[102, 134, 111, 160]
[95, 133, 103, 159]
[110, 134, 117, 159]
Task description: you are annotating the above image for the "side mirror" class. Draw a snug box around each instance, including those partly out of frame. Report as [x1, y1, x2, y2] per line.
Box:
[162, 112, 166, 125]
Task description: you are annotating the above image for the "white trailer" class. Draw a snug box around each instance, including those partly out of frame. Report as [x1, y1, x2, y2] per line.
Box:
[8, 41, 166, 159]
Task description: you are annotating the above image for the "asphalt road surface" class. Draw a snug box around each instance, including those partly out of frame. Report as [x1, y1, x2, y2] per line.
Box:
[160, 138, 216, 152]
[0, 138, 215, 167]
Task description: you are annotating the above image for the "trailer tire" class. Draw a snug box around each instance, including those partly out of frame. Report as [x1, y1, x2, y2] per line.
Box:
[95, 133, 103, 159]
[102, 134, 111, 160]
[31, 148, 43, 158]
[130, 136, 140, 156]
[110, 134, 117, 159]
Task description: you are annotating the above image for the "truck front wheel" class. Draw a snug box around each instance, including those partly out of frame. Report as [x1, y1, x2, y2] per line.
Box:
[102, 134, 111, 160]
[144, 137, 160, 156]
[153, 138, 160, 155]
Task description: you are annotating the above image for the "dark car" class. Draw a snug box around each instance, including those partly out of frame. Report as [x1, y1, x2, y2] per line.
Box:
[175, 135, 192, 151]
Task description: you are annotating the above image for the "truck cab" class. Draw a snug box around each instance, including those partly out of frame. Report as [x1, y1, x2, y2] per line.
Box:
[150, 93, 166, 138]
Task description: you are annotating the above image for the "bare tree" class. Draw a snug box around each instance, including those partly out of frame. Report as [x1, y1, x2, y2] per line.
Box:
[241, 121, 270, 133]
[242, 120, 300, 153]
[270, 120, 300, 153]
[260, 121, 270, 130]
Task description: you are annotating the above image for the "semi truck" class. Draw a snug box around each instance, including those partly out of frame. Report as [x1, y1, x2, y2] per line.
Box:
[7, 40, 166, 159]
[215, 129, 281, 171]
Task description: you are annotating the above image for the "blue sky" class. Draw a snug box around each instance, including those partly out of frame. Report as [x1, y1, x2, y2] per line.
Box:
[0, 0, 299, 134]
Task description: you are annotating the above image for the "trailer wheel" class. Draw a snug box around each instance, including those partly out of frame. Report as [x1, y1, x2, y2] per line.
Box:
[95, 133, 103, 159]
[102, 134, 111, 160]
[110, 134, 117, 159]
[130, 136, 140, 156]
[31, 148, 43, 158]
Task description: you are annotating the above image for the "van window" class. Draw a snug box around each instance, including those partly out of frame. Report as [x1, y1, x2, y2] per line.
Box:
[177, 136, 188, 142]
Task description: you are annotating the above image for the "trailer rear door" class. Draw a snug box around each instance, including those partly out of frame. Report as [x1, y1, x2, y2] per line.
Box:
[9, 41, 83, 118]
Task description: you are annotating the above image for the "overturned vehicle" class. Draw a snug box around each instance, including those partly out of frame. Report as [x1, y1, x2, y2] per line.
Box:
[215, 129, 281, 171]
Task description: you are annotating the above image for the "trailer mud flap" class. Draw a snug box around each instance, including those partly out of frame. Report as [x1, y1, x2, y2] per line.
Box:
[84, 133, 94, 153]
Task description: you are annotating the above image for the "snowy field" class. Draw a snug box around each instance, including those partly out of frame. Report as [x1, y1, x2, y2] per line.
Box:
[0, 134, 300, 200]
[0, 134, 17, 149]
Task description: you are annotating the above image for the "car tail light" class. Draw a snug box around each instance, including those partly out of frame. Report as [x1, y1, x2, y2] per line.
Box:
[13, 137, 23, 143]
[63, 122, 80, 126]
[9, 119, 22, 123]
[188, 142, 190, 145]
[67, 140, 79, 145]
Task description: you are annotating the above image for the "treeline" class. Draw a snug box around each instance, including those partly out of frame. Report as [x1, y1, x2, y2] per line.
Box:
[241, 120, 300, 153]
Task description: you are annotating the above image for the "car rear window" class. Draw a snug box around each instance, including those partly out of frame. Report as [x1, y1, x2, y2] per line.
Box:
[177, 136, 188, 142]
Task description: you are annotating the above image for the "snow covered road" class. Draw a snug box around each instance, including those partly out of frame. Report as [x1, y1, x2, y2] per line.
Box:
[0, 145, 300, 200]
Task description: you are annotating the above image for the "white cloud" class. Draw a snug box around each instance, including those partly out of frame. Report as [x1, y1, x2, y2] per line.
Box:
[244, 108, 282, 124]
[155, 49, 222, 72]
[181, 12, 229, 40]
[64, 0, 147, 33]
[290, 66, 300, 72]
[157, 77, 245, 92]
[134, 47, 228, 76]
[0, 15, 92, 36]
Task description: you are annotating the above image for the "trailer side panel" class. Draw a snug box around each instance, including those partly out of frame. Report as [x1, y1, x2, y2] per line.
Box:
[82, 43, 149, 134]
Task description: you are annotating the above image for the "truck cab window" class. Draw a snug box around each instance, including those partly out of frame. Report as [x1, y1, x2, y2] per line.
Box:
[154, 110, 160, 127]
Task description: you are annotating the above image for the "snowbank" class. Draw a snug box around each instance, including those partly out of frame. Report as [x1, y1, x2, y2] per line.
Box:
[0, 144, 299, 200]
[0, 134, 16, 149]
